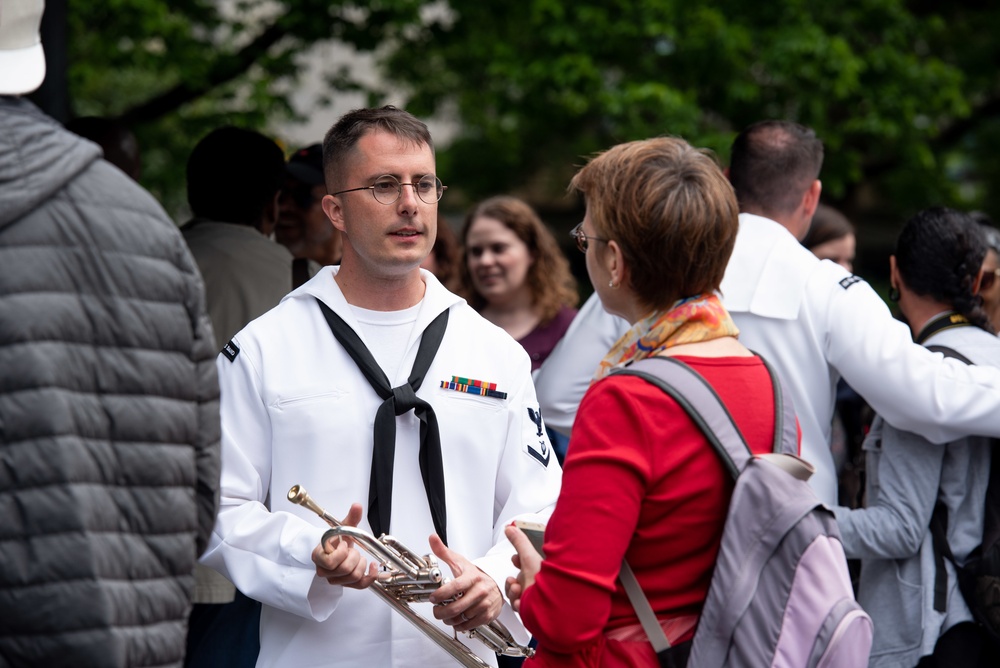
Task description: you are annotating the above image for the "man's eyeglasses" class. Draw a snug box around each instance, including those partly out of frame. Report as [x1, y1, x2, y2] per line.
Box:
[332, 174, 446, 205]
[570, 222, 609, 253]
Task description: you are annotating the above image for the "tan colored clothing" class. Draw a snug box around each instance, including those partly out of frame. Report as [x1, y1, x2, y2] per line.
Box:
[182, 219, 293, 602]
[183, 220, 293, 350]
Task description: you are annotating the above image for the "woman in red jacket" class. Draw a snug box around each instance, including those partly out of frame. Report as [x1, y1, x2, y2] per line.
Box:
[505, 137, 789, 667]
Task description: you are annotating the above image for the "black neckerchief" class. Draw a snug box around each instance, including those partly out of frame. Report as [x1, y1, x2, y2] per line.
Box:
[317, 298, 450, 544]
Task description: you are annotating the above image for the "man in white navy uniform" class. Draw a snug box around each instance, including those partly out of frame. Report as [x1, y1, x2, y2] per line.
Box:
[721, 119, 1000, 505]
[200, 106, 562, 667]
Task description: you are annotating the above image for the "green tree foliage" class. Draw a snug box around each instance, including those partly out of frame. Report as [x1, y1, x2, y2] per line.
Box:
[66, 0, 426, 214]
[66, 0, 1000, 225]
[377, 0, 1000, 220]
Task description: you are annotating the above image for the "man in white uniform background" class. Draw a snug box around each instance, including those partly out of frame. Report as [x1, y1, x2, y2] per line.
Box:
[534, 292, 628, 438]
[201, 106, 562, 667]
[721, 119, 1000, 505]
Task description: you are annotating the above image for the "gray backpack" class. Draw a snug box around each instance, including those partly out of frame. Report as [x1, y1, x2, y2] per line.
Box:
[614, 356, 873, 668]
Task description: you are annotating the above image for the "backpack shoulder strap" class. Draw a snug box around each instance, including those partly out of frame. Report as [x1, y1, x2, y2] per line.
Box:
[615, 356, 750, 478]
[924, 343, 976, 612]
[614, 355, 797, 477]
[756, 353, 800, 457]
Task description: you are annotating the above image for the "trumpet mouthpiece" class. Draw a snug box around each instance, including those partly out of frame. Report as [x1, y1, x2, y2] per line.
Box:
[288, 485, 304, 503]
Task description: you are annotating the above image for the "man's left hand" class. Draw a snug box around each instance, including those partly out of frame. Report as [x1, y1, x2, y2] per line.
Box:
[427, 534, 503, 633]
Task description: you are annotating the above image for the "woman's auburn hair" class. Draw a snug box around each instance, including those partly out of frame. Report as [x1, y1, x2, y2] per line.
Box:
[459, 195, 578, 322]
[570, 136, 739, 312]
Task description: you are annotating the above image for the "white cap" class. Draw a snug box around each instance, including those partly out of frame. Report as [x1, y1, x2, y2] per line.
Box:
[0, 0, 46, 95]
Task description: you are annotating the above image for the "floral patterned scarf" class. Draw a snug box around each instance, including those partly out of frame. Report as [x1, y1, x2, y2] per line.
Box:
[592, 293, 739, 382]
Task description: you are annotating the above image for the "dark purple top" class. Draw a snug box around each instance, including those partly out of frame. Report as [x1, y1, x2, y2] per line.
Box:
[518, 306, 578, 371]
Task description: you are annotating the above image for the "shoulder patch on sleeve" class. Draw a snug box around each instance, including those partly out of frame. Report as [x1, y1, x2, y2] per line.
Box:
[221, 339, 240, 362]
[525, 406, 551, 467]
[839, 275, 862, 290]
[526, 407, 545, 437]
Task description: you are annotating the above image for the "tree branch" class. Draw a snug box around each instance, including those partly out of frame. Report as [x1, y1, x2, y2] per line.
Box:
[119, 22, 288, 125]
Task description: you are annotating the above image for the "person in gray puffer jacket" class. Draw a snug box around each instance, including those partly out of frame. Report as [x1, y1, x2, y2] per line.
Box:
[0, 3, 221, 665]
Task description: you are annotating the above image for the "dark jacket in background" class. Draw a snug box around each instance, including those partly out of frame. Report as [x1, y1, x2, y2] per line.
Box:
[0, 97, 221, 668]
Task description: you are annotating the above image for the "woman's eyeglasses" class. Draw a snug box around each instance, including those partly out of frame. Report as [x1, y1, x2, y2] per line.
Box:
[570, 222, 609, 253]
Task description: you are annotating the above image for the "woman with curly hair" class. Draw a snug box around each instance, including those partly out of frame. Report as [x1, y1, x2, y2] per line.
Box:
[460, 195, 578, 372]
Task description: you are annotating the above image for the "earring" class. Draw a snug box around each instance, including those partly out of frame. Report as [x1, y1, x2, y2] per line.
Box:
[609, 280, 617, 289]
[888, 286, 900, 302]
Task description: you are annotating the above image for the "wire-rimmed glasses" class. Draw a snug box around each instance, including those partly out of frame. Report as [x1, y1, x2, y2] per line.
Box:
[332, 174, 446, 205]
[570, 222, 609, 253]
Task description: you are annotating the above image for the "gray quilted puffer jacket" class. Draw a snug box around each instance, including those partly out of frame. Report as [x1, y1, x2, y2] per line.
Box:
[0, 97, 221, 667]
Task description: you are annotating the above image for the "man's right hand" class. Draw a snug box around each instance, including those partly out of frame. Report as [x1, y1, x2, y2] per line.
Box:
[311, 503, 378, 589]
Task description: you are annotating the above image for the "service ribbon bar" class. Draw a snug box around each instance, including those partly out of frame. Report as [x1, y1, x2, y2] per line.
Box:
[440, 377, 507, 400]
[451, 376, 498, 391]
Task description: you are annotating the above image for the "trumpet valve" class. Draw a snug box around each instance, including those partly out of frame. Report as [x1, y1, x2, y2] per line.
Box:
[387, 586, 441, 603]
[378, 567, 442, 585]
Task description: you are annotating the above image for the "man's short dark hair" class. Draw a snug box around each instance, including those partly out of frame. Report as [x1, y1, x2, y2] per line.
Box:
[729, 120, 824, 218]
[65, 116, 141, 181]
[186, 126, 285, 226]
[321, 106, 433, 190]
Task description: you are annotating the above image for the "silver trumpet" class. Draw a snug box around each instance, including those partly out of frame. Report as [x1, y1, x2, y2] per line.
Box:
[287, 485, 534, 666]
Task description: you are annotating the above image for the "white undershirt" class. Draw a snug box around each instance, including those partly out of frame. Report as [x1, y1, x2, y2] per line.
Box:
[349, 302, 421, 382]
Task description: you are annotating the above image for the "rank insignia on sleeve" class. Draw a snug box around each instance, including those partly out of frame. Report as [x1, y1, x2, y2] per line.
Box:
[439, 376, 507, 400]
[221, 339, 240, 362]
[839, 275, 862, 290]
[527, 439, 550, 467]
